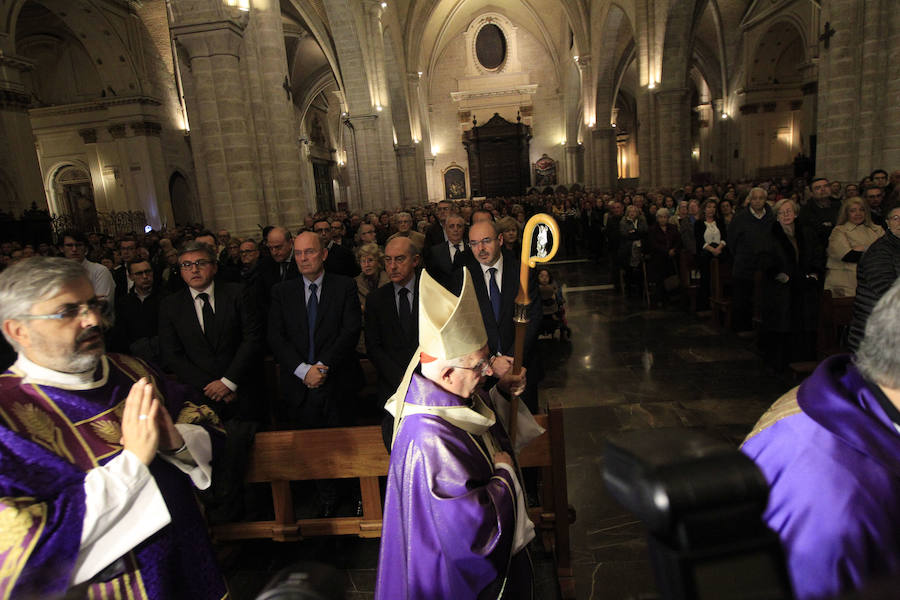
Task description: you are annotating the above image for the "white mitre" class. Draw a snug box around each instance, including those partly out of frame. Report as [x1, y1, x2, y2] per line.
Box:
[384, 268, 488, 444]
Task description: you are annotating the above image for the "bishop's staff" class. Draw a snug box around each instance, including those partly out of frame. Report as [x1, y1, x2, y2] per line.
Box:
[509, 213, 560, 447]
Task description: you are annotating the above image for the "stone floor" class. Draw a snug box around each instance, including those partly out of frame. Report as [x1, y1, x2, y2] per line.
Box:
[222, 258, 794, 599]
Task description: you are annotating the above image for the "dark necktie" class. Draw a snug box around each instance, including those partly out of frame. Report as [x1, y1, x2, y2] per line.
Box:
[398, 287, 412, 338]
[453, 243, 463, 267]
[198, 292, 216, 342]
[488, 267, 501, 322]
[307, 283, 318, 363]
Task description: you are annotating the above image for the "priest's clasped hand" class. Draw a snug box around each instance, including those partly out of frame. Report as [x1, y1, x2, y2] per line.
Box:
[120, 378, 160, 465]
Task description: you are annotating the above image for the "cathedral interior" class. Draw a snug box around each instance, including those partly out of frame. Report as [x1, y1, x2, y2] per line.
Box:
[0, 0, 895, 232]
[0, 0, 897, 598]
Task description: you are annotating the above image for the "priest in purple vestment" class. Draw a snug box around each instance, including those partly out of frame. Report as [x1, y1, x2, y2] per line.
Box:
[741, 278, 900, 600]
[0, 257, 228, 599]
[376, 268, 539, 599]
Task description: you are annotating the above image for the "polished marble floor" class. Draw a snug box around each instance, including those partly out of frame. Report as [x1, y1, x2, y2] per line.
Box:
[222, 258, 793, 599]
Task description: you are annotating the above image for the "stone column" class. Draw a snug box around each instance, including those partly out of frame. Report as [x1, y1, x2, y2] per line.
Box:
[172, 17, 264, 233]
[655, 88, 691, 188]
[816, 0, 898, 178]
[0, 54, 46, 212]
[394, 143, 420, 206]
[591, 126, 618, 190]
[564, 144, 579, 183]
[241, 0, 305, 228]
[636, 89, 655, 188]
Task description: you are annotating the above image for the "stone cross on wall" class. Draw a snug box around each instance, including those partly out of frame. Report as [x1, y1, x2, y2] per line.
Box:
[819, 22, 836, 50]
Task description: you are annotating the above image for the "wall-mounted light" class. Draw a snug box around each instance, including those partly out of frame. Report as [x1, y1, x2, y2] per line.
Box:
[431, 144, 440, 155]
[224, 0, 250, 11]
[417, 71, 423, 76]
[560, 138, 566, 146]
[588, 119, 596, 127]
[413, 138, 419, 144]
[573, 55, 579, 62]
[375, 105, 383, 112]
[648, 81, 656, 90]
[721, 112, 729, 119]
[381, 2, 387, 8]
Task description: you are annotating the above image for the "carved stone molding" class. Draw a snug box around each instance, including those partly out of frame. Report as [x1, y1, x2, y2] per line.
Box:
[130, 121, 162, 136]
[450, 85, 537, 102]
[78, 128, 98, 144]
[108, 124, 127, 139]
[0, 89, 30, 112]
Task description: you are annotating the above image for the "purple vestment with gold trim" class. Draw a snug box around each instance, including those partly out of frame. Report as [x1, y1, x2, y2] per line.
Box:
[0, 353, 229, 599]
[742, 355, 900, 600]
[375, 373, 533, 600]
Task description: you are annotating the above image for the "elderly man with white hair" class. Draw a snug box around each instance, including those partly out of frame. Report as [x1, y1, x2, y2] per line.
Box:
[741, 277, 900, 599]
[376, 268, 539, 599]
[0, 257, 226, 598]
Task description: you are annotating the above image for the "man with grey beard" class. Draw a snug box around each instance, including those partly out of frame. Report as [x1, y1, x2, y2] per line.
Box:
[0, 257, 227, 598]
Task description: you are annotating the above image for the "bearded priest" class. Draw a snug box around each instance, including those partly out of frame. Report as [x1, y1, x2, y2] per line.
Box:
[0, 257, 228, 599]
[376, 268, 541, 599]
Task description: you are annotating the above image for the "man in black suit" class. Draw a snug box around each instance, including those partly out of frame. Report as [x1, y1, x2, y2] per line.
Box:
[259, 226, 299, 291]
[365, 237, 421, 405]
[465, 220, 542, 412]
[424, 200, 454, 248]
[268, 231, 362, 428]
[158, 241, 264, 422]
[314, 219, 361, 277]
[112, 258, 162, 364]
[268, 231, 362, 516]
[113, 237, 138, 299]
[424, 214, 469, 295]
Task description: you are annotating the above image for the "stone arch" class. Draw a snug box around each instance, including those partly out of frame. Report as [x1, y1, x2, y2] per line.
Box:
[283, 0, 346, 101]
[593, 3, 634, 128]
[47, 162, 98, 232]
[168, 170, 196, 227]
[748, 20, 806, 89]
[11, 0, 142, 98]
[659, 0, 706, 89]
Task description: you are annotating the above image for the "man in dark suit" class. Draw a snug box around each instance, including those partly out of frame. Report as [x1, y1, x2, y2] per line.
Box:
[365, 237, 421, 405]
[268, 231, 362, 428]
[111, 258, 162, 364]
[259, 226, 299, 294]
[314, 219, 361, 277]
[465, 220, 542, 412]
[268, 231, 362, 516]
[113, 237, 138, 299]
[424, 214, 469, 295]
[424, 200, 454, 248]
[158, 241, 264, 422]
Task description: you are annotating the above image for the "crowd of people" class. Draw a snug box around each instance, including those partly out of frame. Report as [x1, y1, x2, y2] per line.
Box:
[1, 165, 899, 598]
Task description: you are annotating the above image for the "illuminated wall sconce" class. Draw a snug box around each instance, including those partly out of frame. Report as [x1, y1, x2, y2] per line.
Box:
[417, 71, 423, 76]
[721, 112, 729, 119]
[573, 55, 579, 62]
[588, 119, 596, 127]
[560, 139, 566, 146]
[431, 145, 440, 155]
[375, 105, 383, 112]
[381, 2, 387, 8]
[648, 80, 656, 90]
[224, 0, 250, 11]
[692, 148, 700, 159]
[413, 138, 419, 144]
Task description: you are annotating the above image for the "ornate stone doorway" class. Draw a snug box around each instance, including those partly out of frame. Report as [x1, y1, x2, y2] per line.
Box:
[52, 165, 97, 232]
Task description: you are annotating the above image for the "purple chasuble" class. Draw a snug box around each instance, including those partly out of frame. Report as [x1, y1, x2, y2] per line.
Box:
[0, 353, 229, 599]
[742, 355, 900, 600]
[375, 373, 533, 600]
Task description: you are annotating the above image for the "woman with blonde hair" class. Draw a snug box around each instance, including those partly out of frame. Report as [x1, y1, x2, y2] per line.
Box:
[355, 243, 389, 311]
[824, 197, 884, 296]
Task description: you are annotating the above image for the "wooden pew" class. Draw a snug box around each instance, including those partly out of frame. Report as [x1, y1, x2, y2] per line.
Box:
[212, 405, 577, 598]
[709, 258, 733, 329]
[816, 289, 855, 359]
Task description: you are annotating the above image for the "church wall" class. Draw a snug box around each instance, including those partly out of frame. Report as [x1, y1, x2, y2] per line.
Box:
[427, 21, 563, 200]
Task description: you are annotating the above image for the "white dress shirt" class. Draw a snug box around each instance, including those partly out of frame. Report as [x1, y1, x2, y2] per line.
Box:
[479, 254, 504, 294]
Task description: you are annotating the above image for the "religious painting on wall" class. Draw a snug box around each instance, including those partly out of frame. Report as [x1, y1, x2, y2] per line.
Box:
[534, 154, 557, 186]
[443, 165, 467, 199]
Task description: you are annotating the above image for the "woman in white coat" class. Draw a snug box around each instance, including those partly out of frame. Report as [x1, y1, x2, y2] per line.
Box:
[824, 197, 884, 296]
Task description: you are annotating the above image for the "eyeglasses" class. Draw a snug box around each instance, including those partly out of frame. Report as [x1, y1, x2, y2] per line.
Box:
[18, 297, 109, 321]
[468, 237, 497, 248]
[314, 227, 331, 234]
[179, 259, 215, 270]
[888, 215, 900, 222]
[452, 356, 494, 377]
